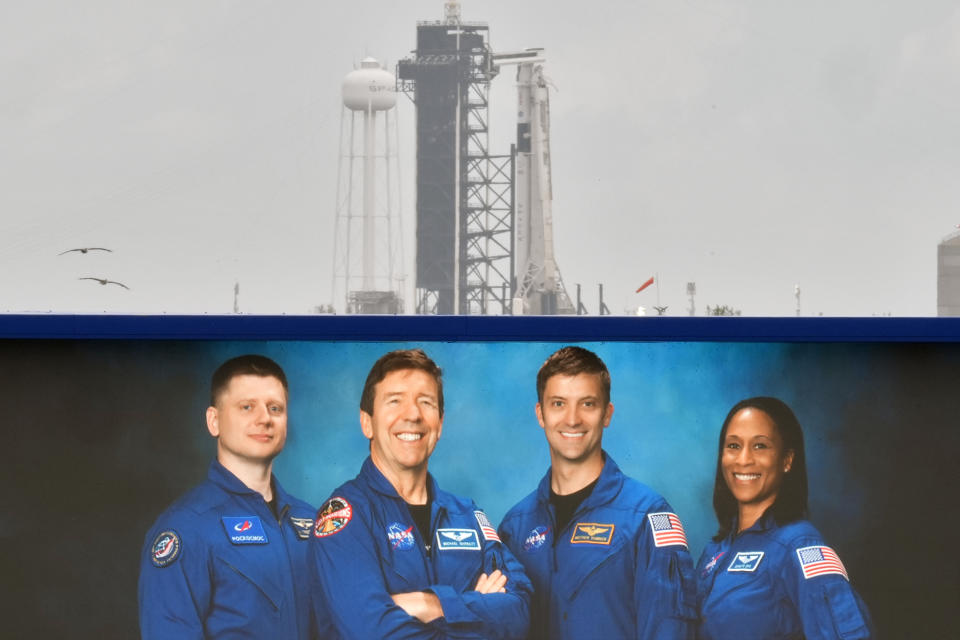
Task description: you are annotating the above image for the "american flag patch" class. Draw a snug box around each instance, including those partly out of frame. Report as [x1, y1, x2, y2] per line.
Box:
[647, 512, 688, 548]
[474, 511, 501, 542]
[796, 545, 848, 580]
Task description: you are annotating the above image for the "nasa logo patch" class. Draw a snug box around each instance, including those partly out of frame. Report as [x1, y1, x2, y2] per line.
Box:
[571, 522, 615, 545]
[222, 516, 269, 544]
[314, 497, 353, 538]
[387, 522, 416, 550]
[150, 530, 181, 568]
[701, 551, 726, 577]
[523, 526, 550, 552]
[436, 528, 481, 550]
[727, 551, 764, 572]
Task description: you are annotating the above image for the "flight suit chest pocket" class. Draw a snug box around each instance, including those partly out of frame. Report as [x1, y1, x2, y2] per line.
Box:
[433, 528, 484, 591]
[385, 546, 429, 593]
[380, 518, 427, 591]
[562, 523, 628, 600]
[713, 551, 774, 604]
[214, 546, 285, 613]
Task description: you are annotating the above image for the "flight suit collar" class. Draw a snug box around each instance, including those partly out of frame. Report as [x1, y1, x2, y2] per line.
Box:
[730, 510, 778, 541]
[359, 456, 442, 506]
[536, 450, 625, 512]
[207, 459, 292, 514]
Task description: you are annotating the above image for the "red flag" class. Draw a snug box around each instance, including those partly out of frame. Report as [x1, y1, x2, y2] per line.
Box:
[636, 276, 655, 293]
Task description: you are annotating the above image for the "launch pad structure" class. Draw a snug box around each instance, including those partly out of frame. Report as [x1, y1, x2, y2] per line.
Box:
[398, 1, 573, 315]
[397, 6, 512, 315]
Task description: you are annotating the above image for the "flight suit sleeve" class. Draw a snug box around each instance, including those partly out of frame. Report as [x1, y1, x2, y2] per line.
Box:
[495, 519, 515, 552]
[782, 541, 873, 639]
[427, 508, 532, 640]
[633, 509, 697, 640]
[137, 520, 209, 640]
[310, 496, 446, 639]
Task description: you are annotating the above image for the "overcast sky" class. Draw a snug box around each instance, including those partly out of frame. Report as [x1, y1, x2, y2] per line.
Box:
[3, 0, 958, 316]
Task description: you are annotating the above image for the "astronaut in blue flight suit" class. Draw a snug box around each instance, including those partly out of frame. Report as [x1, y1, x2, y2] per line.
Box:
[138, 355, 323, 639]
[308, 349, 532, 639]
[498, 346, 697, 639]
[695, 396, 872, 639]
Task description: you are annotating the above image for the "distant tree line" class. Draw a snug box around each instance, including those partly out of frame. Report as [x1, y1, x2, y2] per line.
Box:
[705, 304, 741, 316]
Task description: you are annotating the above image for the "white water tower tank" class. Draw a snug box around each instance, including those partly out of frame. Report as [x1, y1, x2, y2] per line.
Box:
[342, 57, 396, 111]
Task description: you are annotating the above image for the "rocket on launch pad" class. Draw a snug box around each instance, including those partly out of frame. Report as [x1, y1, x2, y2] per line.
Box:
[494, 49, 575, 315]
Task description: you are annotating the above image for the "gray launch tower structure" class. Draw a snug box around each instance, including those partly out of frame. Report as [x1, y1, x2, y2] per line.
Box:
[397, 4, 514, 315]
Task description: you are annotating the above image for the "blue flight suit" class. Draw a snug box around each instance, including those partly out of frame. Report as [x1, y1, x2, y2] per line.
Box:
[498, 453, 697, 639]
[138, 460, 319, 639]
[695, 513, 873, 639]
[308, 457, 533, 639]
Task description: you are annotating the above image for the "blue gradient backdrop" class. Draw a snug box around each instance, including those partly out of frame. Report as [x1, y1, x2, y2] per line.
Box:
[1, 338, 956, 637]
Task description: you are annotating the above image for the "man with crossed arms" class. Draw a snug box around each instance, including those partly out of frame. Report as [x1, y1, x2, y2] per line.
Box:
[309, 348, 531, 638]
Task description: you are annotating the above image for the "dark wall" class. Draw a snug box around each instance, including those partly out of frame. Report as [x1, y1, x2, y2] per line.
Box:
[0, 339, 957, 637]
[0, 341, 211, 636]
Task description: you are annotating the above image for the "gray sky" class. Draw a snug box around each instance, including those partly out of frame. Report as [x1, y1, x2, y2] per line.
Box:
[3, 1, 958, 316]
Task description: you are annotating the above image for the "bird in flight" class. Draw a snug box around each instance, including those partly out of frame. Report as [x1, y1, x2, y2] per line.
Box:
[59, 247, 112, 255]
[79, 277, 129, 290]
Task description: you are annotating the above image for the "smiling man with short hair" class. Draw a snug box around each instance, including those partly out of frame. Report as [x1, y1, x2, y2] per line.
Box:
[498, 346, 697, 639]
[308, 348, 532, 639]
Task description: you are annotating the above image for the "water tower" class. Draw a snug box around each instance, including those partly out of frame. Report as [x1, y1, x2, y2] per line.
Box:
[331, 57, 405, 314]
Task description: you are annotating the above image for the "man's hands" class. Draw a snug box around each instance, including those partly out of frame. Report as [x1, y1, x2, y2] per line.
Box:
[390, 569, 508, 622]
[391, 591, 444, 623]
[473, 569, 507, 594]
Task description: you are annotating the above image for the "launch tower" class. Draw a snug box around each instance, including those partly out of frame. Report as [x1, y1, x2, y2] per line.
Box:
[397, 1, 514, 314]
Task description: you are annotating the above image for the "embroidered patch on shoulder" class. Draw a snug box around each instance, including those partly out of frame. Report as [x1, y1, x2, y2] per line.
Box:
[523, 525, 550, 552]
[436, 528, 481, 550]
[647, 512, 688, 548]
[701, 551, 726, 577]
[222, 516, 269, 544]
[474, 510, 501, 542]
[289, 517, 314, 540]
[571, 522, 615, 545]
[727, 551, 764, 572]
[387, 522, 416, 550]
[314, 497, 353, 538]
[796, 545, 848, 580]
[150, 530, 181, 568]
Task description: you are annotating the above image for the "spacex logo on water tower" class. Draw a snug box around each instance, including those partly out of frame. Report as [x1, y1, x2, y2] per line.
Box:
[342, 59, 397, 111]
